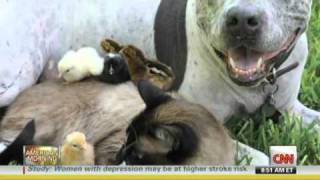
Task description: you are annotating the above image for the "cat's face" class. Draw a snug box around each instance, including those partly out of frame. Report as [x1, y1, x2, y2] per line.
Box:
[120, 121, 198, 165]
[116, 81, 216, 165]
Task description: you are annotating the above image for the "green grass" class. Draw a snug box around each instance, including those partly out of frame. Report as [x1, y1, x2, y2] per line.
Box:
[227, 2, 320, 165]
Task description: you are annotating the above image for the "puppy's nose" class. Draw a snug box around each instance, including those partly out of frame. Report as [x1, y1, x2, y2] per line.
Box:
[225, 6, 265, 36]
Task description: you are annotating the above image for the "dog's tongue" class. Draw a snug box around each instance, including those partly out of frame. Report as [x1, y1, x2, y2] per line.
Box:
[228, 47, 262, 70]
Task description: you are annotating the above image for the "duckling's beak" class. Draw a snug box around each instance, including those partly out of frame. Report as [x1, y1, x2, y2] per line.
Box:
[80, 145, 86, 150]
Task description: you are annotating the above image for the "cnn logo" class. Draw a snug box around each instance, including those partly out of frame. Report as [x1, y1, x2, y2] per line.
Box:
[270, 146, 297, 166]
[273, 154, 294, 164]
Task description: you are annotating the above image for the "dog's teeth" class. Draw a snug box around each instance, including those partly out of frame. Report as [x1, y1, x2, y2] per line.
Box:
[229, 57, 236, 68]
[257, 57, 263, 68]
[251, 68, 257, 74]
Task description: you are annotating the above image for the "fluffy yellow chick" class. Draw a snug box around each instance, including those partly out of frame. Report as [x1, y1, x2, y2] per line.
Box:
[61, 131, 95, 165]
[58, 47, 104, 82]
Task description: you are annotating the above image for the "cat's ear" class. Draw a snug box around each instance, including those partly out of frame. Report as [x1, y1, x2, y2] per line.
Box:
[137, 80, 171, 109]
[153, 123, 199, 163]
[0, 119, 35, 165]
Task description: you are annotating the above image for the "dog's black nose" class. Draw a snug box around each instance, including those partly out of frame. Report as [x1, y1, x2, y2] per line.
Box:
[225, 6, 265, 37]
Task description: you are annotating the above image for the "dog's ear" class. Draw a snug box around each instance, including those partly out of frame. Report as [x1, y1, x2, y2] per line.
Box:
[0, 119, 36, 165]
[137, 80, 171, 109]
[153, 123, 199, 163]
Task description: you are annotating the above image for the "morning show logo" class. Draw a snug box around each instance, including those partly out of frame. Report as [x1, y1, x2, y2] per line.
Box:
[270, 146, 297, 166]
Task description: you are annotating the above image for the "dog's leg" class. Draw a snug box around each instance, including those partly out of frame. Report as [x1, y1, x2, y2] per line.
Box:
[234, 141, 269, 166]
[290, 99, 320, 126]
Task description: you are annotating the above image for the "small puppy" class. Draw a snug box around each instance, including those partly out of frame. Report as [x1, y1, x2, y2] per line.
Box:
[97, 53, 131, 84]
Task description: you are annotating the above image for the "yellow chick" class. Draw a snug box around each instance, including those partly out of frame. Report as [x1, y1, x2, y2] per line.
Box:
[61, 131, 95, 165]
[58, 47, 104, 82]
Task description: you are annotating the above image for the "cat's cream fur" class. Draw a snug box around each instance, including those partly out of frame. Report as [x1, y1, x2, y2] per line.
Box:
[0, 80, 145, 164]
[0, 79, 235, 165]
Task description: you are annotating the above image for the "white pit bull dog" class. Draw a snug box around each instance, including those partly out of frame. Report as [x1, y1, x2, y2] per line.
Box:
[0, 0, 318, 165]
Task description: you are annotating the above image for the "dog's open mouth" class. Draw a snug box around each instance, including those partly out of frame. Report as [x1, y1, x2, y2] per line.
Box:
[215, 29, 301, 86]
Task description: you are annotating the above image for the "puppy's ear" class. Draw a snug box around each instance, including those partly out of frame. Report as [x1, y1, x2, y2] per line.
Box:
[0, 119, 36, 165]
[154, 123, 199, 163]
[137, 80, 171, 109]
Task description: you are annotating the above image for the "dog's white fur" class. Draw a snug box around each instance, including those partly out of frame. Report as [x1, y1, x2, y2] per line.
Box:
[181, 0, 314, 123]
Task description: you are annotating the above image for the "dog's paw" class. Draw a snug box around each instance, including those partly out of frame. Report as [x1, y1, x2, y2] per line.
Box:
[235, 141, 270, 166]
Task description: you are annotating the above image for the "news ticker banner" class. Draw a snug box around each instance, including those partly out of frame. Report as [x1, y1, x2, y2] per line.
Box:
[20, 145, 299, 166]
[0, 166, 320, 175]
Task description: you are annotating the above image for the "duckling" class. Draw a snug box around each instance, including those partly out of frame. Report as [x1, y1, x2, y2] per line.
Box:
[58, 47, 104, 82]
[61, 131, 95, 165]
[100, 38, 123, 53]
